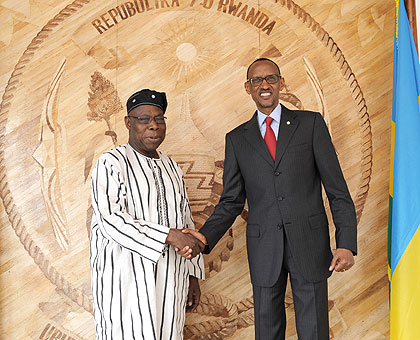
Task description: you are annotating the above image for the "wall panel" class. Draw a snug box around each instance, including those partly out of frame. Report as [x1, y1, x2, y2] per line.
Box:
[0, 1, 394, 339]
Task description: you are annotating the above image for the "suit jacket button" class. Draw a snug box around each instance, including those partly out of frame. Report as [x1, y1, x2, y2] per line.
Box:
[277, 196, 284, 201]
[274, 171, 281, 176]
[277, 224, 282, 229]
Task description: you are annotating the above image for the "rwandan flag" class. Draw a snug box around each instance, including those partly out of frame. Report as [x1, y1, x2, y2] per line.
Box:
[389, 0, 420, 339]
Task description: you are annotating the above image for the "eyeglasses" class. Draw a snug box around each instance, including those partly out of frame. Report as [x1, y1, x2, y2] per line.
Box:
[247, 74, 281, 87]
[127, 115, 167, 125]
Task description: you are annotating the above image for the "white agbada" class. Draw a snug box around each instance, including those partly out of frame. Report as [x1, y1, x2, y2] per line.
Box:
[90, 144, 205, 340]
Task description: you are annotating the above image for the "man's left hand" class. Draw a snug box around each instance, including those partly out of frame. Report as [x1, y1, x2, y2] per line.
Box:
[186, 276, 201, 312]
[329, 248, 354, 272]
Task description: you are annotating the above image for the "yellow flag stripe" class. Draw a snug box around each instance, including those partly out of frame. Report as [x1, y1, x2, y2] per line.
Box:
[390, 226, 420, 339]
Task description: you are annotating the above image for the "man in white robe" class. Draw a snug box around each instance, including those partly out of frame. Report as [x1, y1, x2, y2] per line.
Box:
[90, 89, 205, 340]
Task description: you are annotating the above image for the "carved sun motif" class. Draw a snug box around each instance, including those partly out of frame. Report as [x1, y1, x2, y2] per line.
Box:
[155, 16, 223, 87]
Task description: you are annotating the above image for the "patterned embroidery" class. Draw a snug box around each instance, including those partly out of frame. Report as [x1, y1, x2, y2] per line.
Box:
[149, 158, 169, 256]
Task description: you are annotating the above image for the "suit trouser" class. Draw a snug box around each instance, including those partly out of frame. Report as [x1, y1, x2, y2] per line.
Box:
[253, 229, 329, 340]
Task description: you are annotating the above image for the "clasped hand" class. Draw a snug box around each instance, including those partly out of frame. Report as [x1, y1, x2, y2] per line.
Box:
[166, 228, 207, 259]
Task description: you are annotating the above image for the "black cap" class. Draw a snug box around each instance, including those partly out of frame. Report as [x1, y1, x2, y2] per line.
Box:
[126, 89, 168, 114]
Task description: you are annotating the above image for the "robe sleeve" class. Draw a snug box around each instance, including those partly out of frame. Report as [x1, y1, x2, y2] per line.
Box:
[91, 154, 169, 264]
[179, 169, 205, 280]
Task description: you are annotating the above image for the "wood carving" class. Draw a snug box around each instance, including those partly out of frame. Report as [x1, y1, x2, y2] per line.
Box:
[0, 0, 387, 339]
[87, 71, 122, 146]
[32, 58, 70, 253]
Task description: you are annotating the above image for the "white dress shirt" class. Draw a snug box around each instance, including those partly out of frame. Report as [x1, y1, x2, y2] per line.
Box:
[257, 103, 282, 140]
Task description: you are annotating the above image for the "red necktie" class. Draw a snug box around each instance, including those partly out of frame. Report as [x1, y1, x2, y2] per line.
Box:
[264, 116, 276, 160]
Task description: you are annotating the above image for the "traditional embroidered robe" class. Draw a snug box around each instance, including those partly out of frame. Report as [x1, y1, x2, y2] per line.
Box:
[90, 144, 205, 340]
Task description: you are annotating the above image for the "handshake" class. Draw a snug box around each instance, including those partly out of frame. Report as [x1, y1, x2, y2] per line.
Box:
[165, 228, 207, 259]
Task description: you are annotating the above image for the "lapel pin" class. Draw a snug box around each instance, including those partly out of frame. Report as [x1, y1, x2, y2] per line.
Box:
[286, 121, 291, 125]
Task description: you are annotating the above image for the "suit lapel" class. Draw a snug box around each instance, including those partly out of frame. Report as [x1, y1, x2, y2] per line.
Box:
[243, 112, 274, 167]
[274, 105, 299, 170]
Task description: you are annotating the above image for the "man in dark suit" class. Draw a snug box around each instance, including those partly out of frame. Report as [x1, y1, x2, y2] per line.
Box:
[181, 58, 357, 340]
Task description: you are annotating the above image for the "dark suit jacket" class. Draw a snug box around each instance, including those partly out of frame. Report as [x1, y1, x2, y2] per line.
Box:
[200, 105, 357, 287]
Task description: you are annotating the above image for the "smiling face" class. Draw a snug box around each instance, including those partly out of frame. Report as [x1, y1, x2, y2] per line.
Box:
[244, 59, 285, 115]
[124, 105, 166, 158]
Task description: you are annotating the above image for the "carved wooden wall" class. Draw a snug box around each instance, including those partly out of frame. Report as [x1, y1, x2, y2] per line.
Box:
[0, 1, 393, 339]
